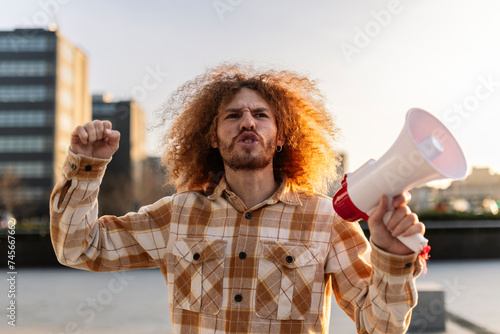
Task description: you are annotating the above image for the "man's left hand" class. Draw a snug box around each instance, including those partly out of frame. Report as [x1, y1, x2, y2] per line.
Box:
[367, 192, 425, 255]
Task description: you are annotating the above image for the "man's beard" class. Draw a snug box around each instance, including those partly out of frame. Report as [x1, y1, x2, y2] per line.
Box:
[218, 132, 276, 171]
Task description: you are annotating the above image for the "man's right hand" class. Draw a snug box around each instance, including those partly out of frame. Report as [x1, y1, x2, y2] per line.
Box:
[70, 120, 120, 159]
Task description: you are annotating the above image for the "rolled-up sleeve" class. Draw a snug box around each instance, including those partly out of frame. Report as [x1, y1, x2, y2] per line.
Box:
[325, 216, 422, 333]
[50, 150, 170, 272]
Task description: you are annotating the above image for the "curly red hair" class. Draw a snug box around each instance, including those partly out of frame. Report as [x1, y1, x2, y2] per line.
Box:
[158, 63, 340, 194]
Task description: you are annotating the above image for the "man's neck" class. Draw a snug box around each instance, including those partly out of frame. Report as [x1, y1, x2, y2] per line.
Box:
[223, 165, 279, 209]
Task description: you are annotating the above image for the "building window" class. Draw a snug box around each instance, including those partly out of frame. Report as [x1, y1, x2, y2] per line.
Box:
[0, 60, 55, 77]
[0, 162, 51, 178]
[93, 103, 116, 116]
[0, 110, 51, 127]
[0, 85, 53, 102]
[0, 136, 52, 153]
[0, 35, 55, 52]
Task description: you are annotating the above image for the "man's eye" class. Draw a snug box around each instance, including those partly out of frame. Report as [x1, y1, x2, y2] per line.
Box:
[227, 114, 239, 119]
[256, 113, 268, 118]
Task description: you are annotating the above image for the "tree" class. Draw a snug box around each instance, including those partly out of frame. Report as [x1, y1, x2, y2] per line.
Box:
[0, 165, 23, 218]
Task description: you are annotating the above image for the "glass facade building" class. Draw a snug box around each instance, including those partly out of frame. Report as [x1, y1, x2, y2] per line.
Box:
[0, 28, 90, 220]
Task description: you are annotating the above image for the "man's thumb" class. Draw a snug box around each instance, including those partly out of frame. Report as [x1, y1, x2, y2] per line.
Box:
[105, 129, 121, 148]
[368, 195, 388, 227]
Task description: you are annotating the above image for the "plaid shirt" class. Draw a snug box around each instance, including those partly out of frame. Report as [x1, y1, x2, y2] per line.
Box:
[50, 151, 422, 334]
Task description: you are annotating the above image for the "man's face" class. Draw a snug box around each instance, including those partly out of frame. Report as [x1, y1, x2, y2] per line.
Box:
[212, 87, 283, 171]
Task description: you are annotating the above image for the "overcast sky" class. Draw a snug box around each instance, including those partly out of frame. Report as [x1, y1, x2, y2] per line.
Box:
[2, 0, 500, 180]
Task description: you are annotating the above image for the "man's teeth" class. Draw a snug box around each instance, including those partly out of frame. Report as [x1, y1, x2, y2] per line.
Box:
[243, 139, 254, 143]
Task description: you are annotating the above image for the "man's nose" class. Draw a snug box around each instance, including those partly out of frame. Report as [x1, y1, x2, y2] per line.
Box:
[240, 111, 255, 131]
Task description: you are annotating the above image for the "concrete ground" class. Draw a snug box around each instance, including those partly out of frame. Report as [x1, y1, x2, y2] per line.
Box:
[1, 259, 498, 334]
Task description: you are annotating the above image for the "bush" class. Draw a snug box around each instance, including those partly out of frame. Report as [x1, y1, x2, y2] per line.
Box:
[416, 211, 500, 221]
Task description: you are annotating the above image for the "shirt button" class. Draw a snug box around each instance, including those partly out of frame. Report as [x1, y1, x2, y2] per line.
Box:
[286, 256, 294, 263]
[234, 294, 243, 302]
[405, 262, 412, 269]
[239, 252, 247, 260]
[71, 163, 77, 170]
[85, 165, 92, 172]
[193, 253, 200, 261]
[244, 212, 252, 219]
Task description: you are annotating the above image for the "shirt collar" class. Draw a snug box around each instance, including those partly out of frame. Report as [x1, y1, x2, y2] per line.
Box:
[207, 172, 302, 206]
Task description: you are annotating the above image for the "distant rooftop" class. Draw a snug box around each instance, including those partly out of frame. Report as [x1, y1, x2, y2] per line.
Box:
[92, 93, 114, 103]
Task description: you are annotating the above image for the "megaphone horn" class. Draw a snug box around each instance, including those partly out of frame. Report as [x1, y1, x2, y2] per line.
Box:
[332, 108, 468, 254]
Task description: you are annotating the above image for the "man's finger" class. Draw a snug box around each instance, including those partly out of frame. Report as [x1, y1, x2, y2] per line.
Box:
[84, 122, 97, 144]
[105, 129, 121, 149]
[103, 120, 112, 131]
[400, 217, 425, 237]
[386, 205, 411, 232]
[369, 195, 388, 225]
[73, 125, 88, 145]
[392, 192, 411, 208]
[94, 121, 105, 141]
[390, 212, 416, 237]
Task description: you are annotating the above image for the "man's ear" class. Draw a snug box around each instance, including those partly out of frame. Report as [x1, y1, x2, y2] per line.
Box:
[210, 116, 219, 148]
[211, 134, 218, 148]
[277, 133, 284, 147]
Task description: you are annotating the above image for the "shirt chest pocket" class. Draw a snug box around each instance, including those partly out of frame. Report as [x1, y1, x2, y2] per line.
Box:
[172, 238, 227, 315]
[255, 240, 319, 321]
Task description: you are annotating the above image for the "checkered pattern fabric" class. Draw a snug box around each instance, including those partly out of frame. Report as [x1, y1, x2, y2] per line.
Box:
[50, 150, 422, 333]
[173, 238, 227, 315]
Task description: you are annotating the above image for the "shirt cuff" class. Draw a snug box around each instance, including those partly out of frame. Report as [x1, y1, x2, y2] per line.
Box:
[62, 149, 111, 181]
[369, 239, 419, 276]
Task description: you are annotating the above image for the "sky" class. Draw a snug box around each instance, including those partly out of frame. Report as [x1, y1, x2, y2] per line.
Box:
[2, 0, 500, 179]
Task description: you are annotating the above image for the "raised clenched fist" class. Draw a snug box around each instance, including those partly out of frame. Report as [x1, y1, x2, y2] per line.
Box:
[70, 120, 120, 159]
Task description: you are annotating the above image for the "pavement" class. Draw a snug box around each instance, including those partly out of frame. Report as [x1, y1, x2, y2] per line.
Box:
[0, 259, 498, 334]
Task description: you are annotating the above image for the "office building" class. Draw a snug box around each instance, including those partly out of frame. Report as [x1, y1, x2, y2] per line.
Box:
[410, 167, 500, 214]
[92, 95, 147, 215]
[140, 156, 176, 205]
[0, 28, 90, 221]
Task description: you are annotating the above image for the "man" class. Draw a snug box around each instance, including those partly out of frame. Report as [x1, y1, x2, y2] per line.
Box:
[51, 64, 425, 333]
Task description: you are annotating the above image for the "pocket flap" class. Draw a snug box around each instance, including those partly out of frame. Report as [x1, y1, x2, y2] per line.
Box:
[259, 240, 319, 269]
[172, 238, 227, 263]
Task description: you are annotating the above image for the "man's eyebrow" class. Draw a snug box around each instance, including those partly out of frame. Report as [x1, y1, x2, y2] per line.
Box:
[223, 107, 270, 112]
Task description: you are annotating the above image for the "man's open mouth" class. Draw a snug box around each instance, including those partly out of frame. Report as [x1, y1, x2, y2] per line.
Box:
[238, 132, 259, 143]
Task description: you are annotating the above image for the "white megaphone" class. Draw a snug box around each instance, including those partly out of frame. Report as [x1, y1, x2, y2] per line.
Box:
[332, 108, 468, 254]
